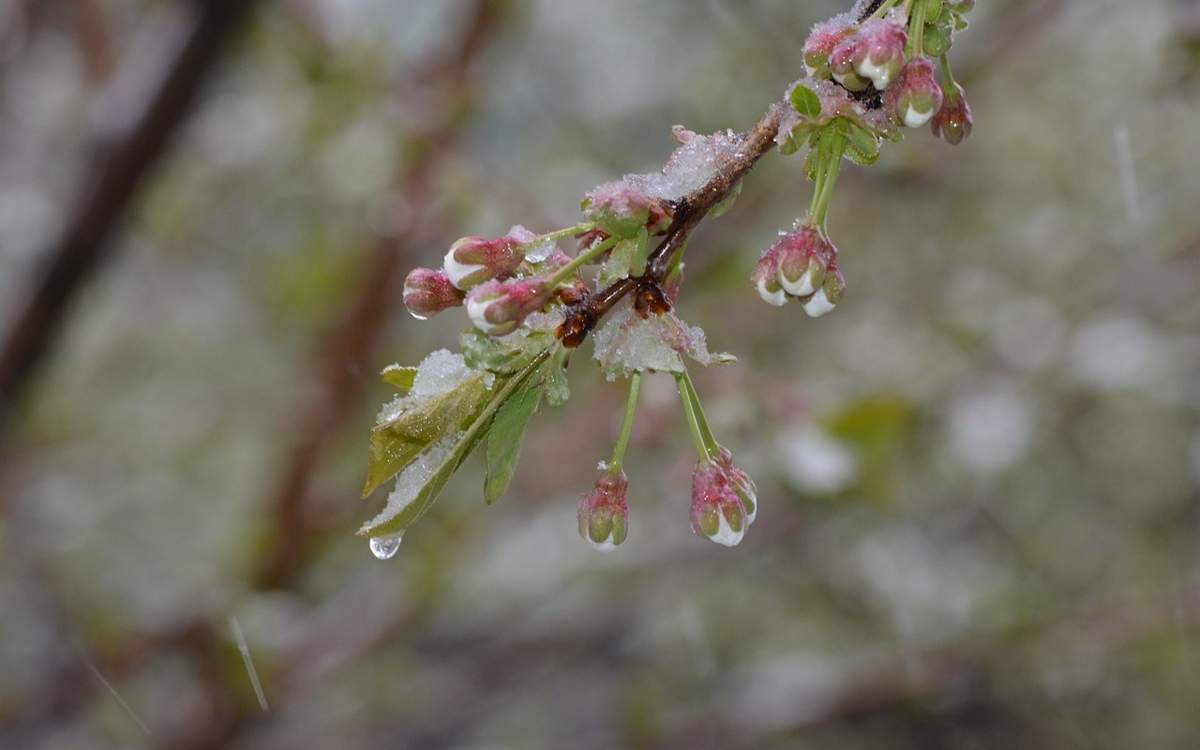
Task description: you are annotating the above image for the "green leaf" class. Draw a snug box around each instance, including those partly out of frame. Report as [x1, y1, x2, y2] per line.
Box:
[598, 237, 636, 286]
[380, 364, 417, 391]
[484, 380, 543, 504]
[360, 350, 551, 538]
[711, 180, 742, 218]
[362, 372, 492, 497]
[842, 122, 881, 166]
[629, 226, 650, 277]
[461, 327, 552, 374]
[789, 82, 822, 119]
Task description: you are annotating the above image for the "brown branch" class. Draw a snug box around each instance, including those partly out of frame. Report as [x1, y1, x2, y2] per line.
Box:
[0, 0, 261, 438]
[557, 103, 785, 348]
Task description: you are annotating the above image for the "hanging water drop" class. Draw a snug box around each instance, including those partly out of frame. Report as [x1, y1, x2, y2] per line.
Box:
[369, 534, 403, 560]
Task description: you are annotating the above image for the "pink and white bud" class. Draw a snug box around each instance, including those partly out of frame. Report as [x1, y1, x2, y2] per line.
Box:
[403, 267, 464, 320]
[690, 460, 748, 547]
[713, 446, 758, 525]
[583, 181, 673, 238]
[751, 247, 788, 307]
[773, 225, 835, 298]
[465, 277, 551, 337]
[850, 19, 908, 91]
[802, 259, 846, 318]
[577, 469, 629, 551]
[443, 235, 524, 291]
[887, 57, 943, 129]
[931, 82, 973, 145]
[803, 17, 856, 78]
[829, 35, 870, 92]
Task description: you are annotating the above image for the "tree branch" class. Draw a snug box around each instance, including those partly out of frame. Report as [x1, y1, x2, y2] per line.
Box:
[0, 0, 260, 437]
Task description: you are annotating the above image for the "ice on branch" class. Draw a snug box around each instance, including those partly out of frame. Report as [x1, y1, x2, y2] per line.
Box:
[360, 432, 462, 534]
[625, 127, 746, 201]
[592, 299, 734, 381]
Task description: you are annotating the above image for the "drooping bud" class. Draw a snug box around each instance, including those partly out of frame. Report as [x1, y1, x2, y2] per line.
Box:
[443, 235, 524, 290]
[751, 247, 788, 307]
[829, 35, 870, 92]
[577, 468, 629, 551]
[802, 259, 846, 318]
[887, 57, 944, 129]
[774, 225, 835, 298]
[465, 277, 551, 336]
[931, 82, 973, 144]
[803, 17, 856, 79]
[690, 460, 747, 547]
[713, 446, 758, 525]
[583, 181, 673, 239]
[852, 19, 908, 91]
[402, 267, 464, 320]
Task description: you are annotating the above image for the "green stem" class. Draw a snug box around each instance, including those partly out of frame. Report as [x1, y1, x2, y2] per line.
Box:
[810, 133, 846, 233]
[547, 235, 619, 288]
[936, 53, 959, 96]
[675, 373, 711, 461]
[680, 370, 719, 455]
[871, 0, 902, 19]
[807, 141, 830, 224]
[907, 0, 927, 57]
[525, 223, 593, 249]
[608, 372, 641, 472]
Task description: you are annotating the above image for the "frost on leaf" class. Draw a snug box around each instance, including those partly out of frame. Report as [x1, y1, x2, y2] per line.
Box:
[624, 127, 745, 201]
[360, 432, 462, 535]
[592, 299, 734, 381]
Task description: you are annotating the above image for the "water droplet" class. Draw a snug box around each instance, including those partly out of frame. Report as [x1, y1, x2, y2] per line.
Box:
[369, 534, 403, 560]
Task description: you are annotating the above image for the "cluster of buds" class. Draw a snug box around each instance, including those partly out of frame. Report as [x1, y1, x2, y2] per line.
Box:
[759, 0, 976, 316]
[690, 447, 758, 547]
[752, 224, 845, 316]
[577, 466, 630, 551]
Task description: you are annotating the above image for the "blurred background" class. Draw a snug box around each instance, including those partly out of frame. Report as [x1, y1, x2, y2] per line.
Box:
[2, 0, 1199, 747]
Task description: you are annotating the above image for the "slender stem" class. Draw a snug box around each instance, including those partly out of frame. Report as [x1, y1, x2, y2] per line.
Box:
[608, 372, 641, 472]
[806, 142, 830, 223]
[675, 373, 711, 461]
[547, 235, 618, 287]
[811, 133, 846, 232]
[526, 223, 593, 249]
[681, 369, 719, 455]
[907, 0, 927, 57]
[937, 53, 959, 97]
[871, 0, 902, 20]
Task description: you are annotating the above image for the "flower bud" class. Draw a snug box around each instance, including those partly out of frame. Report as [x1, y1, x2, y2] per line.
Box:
[465, 277, 551, 336]
[887, 57, 943, 129]
[931, 82, 973, 144]
[690, 460, 747, 547]
[443, 235, 524, 290]
[802, 260, 846, 318]
[849, 20, 908, 91]
[803, 18, 855, 78]
[774, 225, 834, 298]
[829, 36, 870, 92]
[577, 468, 629, 551]
[402, 267, 464, 320]
[583, 181, 673, 238]
[713, 446, 758, 525]
[751, 247, 788, 307]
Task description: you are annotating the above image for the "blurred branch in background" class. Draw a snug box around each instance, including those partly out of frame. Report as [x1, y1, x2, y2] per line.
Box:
[255, 0, 511, 590]
[0, 0, 260, 441]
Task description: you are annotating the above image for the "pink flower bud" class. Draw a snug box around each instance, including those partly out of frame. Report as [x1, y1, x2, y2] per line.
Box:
[774, 225, 835, 298]
[803, 17, 856, 79]
[577, 468, 629, 551]
[465, 277, 551, 336]
[752, 247, 788, 307]
[402, 267, 464, 320]
[829, 35, 870, 92]
[583, 181, 673, 238]
[852, 19, 907, 91]
[713, 446, 758, 525]
[931, 82, 973, 145]
[887, 57, 943, 129]
[690, 460, 747, 547]
[443, 235, 524, 290]
[802, 259, 846, 318]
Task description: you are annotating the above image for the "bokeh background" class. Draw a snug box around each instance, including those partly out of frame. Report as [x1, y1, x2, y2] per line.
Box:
[2, 0, 1200, 748]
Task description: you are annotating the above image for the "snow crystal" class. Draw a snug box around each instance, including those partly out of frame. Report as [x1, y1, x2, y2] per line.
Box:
[411, 349, 473, 397]
[508, 224, 556, 263]
[592, 301, 733, 380]
[359, 432, 462, 534]
[624, 127, 745, 201]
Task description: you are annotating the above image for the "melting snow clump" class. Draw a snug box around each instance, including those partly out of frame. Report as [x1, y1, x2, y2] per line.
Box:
[360, 431, 462, 533]
[625, 127, 745, 201]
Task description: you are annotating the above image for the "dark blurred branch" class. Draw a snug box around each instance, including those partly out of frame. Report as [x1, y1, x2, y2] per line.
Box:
[0, 0, 260, 438]
[254, 0, 509, 590]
